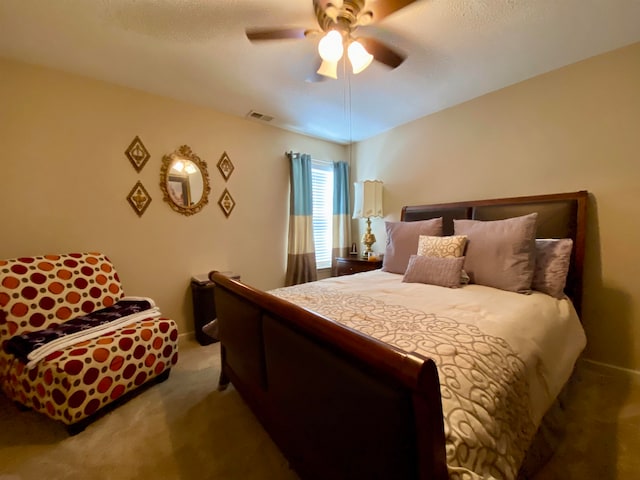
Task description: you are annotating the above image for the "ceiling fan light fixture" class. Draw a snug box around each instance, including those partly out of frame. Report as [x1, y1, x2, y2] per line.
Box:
[318, 30, 344, 62]
[348, 40, 373, 74]
[171, 160, 185, 173]
[316, 59, 339, 79]
[185, 162, 197, 174]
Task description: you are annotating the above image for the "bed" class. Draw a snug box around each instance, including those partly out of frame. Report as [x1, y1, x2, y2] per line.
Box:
[209, 190, 588, 479]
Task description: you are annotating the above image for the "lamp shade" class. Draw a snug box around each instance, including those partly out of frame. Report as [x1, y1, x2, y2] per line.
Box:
[318, 30, 344, 62]
[316, 59, 339, 79]
[353, 180, 384, 219]
[348, 40, 373, 74]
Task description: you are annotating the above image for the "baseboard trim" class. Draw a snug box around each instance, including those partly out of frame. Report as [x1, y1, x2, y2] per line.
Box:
[178, 331, 196, 341]
[581, 358, 640, 382]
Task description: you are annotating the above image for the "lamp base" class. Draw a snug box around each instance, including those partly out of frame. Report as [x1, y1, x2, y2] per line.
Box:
[362, 217, 376, 254]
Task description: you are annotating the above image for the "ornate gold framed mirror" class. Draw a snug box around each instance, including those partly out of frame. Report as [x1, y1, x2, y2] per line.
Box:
[160, 145, 211, 216]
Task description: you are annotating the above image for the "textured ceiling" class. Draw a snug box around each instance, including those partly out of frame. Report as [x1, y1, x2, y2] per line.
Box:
[1, 0, 639, 144]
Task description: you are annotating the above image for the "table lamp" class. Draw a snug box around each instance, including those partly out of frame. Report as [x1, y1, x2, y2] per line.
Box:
[352, 180, 384, 255]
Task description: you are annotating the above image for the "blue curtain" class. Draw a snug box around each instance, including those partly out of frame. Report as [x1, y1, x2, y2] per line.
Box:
[285, 152, 317, 286]
[331, 161, 351, 272]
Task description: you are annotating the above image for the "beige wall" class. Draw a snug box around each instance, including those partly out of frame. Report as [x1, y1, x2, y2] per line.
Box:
[3, 43, 639, 371]
[353, 42, 640, 372]
[0, 58, 346, 336]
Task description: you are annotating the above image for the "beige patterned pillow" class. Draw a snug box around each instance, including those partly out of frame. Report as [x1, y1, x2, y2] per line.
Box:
[417, 235, 467, 258]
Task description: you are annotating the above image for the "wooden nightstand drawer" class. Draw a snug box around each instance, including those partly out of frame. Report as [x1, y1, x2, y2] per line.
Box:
[334, 257, 383, 277]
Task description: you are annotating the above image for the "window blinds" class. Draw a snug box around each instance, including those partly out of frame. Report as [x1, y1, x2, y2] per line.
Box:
[311, 160, 334, 269]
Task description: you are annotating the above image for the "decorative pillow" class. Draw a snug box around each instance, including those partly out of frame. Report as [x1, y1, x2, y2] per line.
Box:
[532, 238, 573, 299]
[382, 218, 443, 274]
[417, 235, 467, 258]
[453, 213, 538, 293]
[402, 255, 465, 288]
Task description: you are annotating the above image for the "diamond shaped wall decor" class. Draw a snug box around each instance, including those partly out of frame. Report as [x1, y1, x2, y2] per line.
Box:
[127, 181, 152, 217]
[217, 151, 234, 181]
[125, 136, 150, 172]
[218, 188, 236, 218]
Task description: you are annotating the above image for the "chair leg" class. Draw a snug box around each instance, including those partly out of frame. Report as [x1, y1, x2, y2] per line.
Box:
[155, 369, 171, 383]
[67, 417, 90, 436]
[14, 401, 30, 412]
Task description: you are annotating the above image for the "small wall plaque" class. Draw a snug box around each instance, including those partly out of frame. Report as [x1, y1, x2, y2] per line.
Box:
[125, 136, 150, 172]
[217, 151, 234, 181]
[127, 181, 152, 217]
[218, 188, 236, 218]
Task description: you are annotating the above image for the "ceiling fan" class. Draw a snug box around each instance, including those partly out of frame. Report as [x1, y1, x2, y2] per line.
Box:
[246, 0, 418, 81]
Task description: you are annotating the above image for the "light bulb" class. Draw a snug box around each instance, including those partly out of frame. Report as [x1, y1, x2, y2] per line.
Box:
[348, 40, 373, 74]
[318, 30, 344, 62]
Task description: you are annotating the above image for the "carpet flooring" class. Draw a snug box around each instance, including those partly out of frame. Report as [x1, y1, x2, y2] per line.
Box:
[1, 337, 639, 479]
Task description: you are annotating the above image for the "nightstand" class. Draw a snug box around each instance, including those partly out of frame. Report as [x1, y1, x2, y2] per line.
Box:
[191, 271, 240, 345]
[334, 257, 383, 277]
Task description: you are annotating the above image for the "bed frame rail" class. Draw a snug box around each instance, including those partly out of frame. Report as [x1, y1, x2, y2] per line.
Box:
[211, 272, 448, 480]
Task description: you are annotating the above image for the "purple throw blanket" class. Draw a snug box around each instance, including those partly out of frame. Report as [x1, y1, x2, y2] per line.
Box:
[4, 299, 154, 364]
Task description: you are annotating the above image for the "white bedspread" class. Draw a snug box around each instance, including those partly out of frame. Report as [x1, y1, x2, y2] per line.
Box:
[270, 270, 586, 479]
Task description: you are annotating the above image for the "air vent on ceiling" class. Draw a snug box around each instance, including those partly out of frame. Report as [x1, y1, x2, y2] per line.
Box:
[246, 110, 274, 122]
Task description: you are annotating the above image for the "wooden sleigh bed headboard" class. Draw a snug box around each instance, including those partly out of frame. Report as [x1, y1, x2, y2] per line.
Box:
[402, 190, 588, 315]
[210, 190, 588, 480]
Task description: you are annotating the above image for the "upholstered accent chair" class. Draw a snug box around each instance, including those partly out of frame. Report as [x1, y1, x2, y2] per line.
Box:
[0, 252, 179, 433]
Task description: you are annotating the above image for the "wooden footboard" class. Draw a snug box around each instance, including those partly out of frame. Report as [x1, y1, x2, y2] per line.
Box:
[210, 272, 448, 480]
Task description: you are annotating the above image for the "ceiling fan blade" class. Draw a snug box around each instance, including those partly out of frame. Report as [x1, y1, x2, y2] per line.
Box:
[246, 28, 307, 42]
[366, 0, 418, 22]
[314, 1, 344, 11]
[358, 37, 406, 69]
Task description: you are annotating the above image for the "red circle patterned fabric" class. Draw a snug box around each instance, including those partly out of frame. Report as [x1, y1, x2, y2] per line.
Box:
[0, 253, 124, 340]
[1, 318, 179, 424]
[0, 252, 179, 426]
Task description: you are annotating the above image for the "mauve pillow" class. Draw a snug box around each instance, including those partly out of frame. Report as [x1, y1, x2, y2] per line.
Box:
[382, 218, 443, 274]
[532, 238, 573, 299]
[453, 213, 538, 293]
[402, 255, 465, 288]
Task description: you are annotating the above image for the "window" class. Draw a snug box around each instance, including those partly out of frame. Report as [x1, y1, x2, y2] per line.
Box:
[311, 160, 334, 269]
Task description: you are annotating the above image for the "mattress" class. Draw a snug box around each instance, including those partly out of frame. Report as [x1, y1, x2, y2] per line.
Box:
[270, 269, 587, 479]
